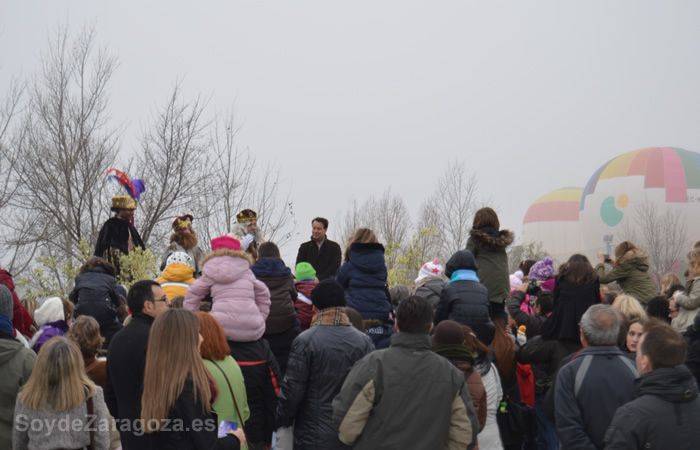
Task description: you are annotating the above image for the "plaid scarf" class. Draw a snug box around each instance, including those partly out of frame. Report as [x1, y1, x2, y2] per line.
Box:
[311, 307, 352, 327]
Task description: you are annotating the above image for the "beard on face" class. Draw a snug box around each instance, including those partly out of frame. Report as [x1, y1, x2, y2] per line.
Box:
[171, 230, 199, 250]
[233, 222, 263, 242]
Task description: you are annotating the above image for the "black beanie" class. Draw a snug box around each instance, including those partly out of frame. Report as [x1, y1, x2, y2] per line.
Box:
[311, 279, 346, 310]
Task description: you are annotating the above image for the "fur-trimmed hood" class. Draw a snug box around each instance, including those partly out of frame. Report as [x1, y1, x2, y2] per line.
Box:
[617, 248, 650, 269]
[469, 227, 514, 250]
[200, 248, 254, 284]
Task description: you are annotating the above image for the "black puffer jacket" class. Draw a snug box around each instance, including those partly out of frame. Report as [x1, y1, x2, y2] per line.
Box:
[605, 365, 700, 449]
[277, 323, 374, 449]
[434, 250, 495, 346]
[70, 266, 123, 347]
[70, 266, 121, 326]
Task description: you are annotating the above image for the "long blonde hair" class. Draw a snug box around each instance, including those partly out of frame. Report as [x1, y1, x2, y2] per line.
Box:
[688, 248, 700, 278]
[344, 227, 379, 262]
[19, 337, 96, 411]
[141, 308, 215, 433]
[20, 297, 40, 333]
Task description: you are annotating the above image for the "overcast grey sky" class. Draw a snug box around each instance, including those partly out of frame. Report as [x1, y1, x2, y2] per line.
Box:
[3, 1, 699, 264]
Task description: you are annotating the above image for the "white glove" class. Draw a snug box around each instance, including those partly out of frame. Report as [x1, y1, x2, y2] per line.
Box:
[241, 233, 255, 251]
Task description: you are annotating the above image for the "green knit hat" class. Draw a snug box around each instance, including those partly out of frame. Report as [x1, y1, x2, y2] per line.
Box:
[295, 262, 316, 281]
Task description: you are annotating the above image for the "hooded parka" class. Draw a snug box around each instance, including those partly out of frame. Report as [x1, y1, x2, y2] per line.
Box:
[434, 250, 495, 346]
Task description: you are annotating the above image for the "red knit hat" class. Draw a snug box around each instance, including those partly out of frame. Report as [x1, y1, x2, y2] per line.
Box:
[211, 236, 241, 251]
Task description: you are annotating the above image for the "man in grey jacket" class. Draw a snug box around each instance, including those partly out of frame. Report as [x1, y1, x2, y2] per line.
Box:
[333, 295, 478, 450]
[553, 304, 638, 450]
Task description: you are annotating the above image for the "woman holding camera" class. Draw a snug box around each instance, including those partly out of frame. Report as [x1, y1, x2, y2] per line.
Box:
[596, 241, 657, 304]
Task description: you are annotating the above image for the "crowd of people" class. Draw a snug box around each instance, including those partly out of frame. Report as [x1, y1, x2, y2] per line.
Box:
[2, 198, 700, 449]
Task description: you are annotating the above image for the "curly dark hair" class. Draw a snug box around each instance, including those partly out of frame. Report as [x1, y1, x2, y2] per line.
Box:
[79, 257, 116, 276]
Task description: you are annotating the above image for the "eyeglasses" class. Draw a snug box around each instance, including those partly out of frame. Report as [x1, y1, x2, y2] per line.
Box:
[152, 296, 170, 307]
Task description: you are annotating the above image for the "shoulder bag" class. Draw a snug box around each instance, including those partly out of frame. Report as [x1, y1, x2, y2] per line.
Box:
[206, 358, 248, 441]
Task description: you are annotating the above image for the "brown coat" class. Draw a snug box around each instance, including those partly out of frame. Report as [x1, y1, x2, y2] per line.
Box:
[84, 356, 107, 388]
[455, 360, 488, 433]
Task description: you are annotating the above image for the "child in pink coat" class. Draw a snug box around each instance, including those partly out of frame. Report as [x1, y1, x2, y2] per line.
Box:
[184, 236, 271, 341]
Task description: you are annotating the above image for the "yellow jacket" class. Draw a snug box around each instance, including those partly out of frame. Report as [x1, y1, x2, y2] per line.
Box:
[157, 263, 195, 300]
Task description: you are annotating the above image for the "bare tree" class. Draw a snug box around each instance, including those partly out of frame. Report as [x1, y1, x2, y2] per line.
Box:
[1, 25, 296, 277]
[194, 108, 254, 244]
[619, 198, 690, 285]
[418, 161, 480, 261]
[2, 24, 120, 273]
[375, 189, 411, 249]
[132, 82, 212, 250]
[337, 190, 411, 249]
[248, 161, 296, 247]
[337, 198, 371, 249]
[0, 76, 24, 212]
[507, 239, 549, 273]
[335, 190, 411, 273]
[188, 108, 296, 248]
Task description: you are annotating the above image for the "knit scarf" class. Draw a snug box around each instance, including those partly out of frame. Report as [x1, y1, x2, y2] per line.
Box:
[311, 307, 351, 327]
[449, 269, 480, 284]
[0, 313, 13, 336]
[434, 344, 475, 364]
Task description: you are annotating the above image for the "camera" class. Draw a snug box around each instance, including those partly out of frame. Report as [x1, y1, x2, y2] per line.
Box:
[526, 280, 542, 296]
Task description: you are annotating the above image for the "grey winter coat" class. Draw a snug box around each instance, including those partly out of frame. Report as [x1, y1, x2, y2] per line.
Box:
[333, 332, 479, 450]
[414, 276, 446, 308]
[0, 335, 35, 449]
[13, 387, 111, 450]
[673, 276, 700, 334]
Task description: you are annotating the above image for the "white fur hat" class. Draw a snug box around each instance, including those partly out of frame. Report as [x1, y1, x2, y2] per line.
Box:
[35, 297, 65, 326]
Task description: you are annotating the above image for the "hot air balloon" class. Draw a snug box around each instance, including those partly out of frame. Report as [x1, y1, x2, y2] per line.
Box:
[522, 147, 699, 268]
[522, 187, 583, 263]
[578, 146, 700, 263]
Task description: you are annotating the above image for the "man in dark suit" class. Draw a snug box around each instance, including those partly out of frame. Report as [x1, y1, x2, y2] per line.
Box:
[296, 217, 342, 281]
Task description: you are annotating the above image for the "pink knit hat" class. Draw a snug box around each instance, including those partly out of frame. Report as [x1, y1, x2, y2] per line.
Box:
[510, 270, 523, 291]
[211, 236, 241, 251]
